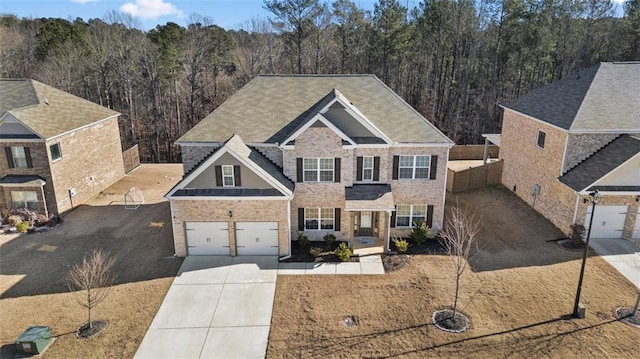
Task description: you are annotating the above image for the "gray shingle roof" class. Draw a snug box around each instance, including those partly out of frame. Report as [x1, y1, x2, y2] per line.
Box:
[559, 135, 640, 191]
[0, 175, 46, 184]
[501, 62, 640, 132]
[178, 75, 452, 144]
[345, 184, 392, 200]
[0, 79, 120, 139]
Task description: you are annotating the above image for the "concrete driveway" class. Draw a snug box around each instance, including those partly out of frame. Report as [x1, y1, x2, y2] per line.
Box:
[134, 256, 278, 359]
[589, 237, 639, 289]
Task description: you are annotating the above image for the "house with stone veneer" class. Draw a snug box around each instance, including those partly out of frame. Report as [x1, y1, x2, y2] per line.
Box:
[166, 75, 453, 258]
[0, 79, 125, 217]
[497, 62, 640, 240]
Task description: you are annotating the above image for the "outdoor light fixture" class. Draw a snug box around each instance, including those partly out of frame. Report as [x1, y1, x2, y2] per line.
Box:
[228, 210, 233, 217]
[573, 190, 602, 318]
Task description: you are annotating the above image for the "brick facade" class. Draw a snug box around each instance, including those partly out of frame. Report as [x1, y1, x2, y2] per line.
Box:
[500, 109, 638, 239]
[170, 199, 290, 256]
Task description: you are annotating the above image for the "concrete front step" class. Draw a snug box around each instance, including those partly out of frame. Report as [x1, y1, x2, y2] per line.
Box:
[353, 246, 385, 256]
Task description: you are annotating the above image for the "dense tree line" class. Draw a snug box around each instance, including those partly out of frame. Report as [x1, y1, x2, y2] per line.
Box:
[1, 0, 638, 163]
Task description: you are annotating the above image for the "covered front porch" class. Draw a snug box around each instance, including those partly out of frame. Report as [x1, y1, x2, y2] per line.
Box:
[345, 184, 394, 255]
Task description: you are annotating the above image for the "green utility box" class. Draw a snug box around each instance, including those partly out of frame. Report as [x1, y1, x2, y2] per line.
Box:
[16, 326, 53, 355]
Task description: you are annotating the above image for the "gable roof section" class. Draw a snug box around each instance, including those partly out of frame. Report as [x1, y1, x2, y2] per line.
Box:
[0, 79, 120, 139]
[559, 135, 640, 192]
[166, 134, 293, 199]
[501, 62, 640, 132]
[177, 75, 452, 144]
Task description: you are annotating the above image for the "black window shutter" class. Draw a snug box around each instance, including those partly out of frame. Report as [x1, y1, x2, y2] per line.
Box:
[356, 157, 363, 181]
[334, 158, 341, 182]
[373, 157, 380, 181]
[24, 147, 33, 168]
[296, 158, 303, 182]
[298, 208, 305, 231]
[390, 207, 396, 228]
[426, 205, 434, 228]
[429, 155, 438, 180]
[335, 208, 341, 231]
[214, 166, 223, 187]
[233, 165, 241, 187]
[5, 147, 14, 168]
[392, 156, 399, 180]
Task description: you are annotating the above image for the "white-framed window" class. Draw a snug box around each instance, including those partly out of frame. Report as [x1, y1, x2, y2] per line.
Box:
[11, 191, 39, 210]
[222, 165, 234, 187]
[399, 155, 430, 179]
[395, 205, 427, 227]
[303, 158, 334, 182]
[362, 156, 374, 181]
[536, 130, 546, 149]
[304, 208, 335, 230]
[11, 146, 29, 168]
[50, 143, 62, 161]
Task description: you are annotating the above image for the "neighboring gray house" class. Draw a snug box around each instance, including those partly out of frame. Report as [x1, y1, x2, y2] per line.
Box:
[498, 62, 640, 240]
[166, 75, 453, 257]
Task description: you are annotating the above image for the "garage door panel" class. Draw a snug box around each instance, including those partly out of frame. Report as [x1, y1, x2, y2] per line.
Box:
[186, 222, 230, 255]
[236, 222, 279, 256]
[585, 205, 627, 239]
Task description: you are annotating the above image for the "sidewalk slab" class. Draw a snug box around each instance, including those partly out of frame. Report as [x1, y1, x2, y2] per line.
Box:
[211, 283, 276, 327]
[150, 284, 222, 329]
[201, 326, 269, 359]
[135, 328, 209, 359]
[336, 262, 363, 274]
[361, 262, 386, 274]
[306, 262, 337, 274]
[278, 262, 307, 275]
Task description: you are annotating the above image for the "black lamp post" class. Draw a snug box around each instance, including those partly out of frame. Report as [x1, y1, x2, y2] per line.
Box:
[573, 190, 602, 319]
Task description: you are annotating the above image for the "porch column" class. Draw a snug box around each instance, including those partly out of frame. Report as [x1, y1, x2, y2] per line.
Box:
[384, 210, 392, 253]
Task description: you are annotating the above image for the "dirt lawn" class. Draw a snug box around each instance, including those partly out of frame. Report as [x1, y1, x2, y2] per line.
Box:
[0, 164, 184, 358]
[268, 186, 640, 358]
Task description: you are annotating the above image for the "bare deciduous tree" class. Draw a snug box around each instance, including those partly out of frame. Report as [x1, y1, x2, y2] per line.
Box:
[440, 203, 481, 320]
[65, 249, 116, 329]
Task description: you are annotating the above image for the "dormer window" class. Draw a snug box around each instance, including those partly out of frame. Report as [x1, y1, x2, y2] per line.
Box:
[222, 165, 234, 187]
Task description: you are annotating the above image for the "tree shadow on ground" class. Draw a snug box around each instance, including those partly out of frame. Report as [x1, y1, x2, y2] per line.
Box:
[0, 201, 182, 299]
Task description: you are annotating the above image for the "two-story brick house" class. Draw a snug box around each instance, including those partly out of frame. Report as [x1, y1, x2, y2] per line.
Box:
[166, 75, 453, 257]
[0, 79, 125, 217]
[498, 62, 640, 240]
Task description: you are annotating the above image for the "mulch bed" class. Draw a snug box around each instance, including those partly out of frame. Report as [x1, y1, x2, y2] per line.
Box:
[432, 309, 470, 333]
[283, 240, 359, 262]
[390, 237, 447, 255]
[77, 320, 109, 338]
[614, 307, 640, 329]
[557, 238, 586, 252]
[382, 254, 411, 272]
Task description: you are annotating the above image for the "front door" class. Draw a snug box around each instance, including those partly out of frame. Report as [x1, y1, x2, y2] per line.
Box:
[358, 211, 373, 236]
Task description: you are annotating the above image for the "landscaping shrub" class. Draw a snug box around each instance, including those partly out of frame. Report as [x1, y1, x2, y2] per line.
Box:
[296, 230, 309, 247]
[411, 222, 429, 244]
[8, 215, 23, 226]
[392, 237, 409, 253]
[15, 222, 29, 233]
[323, 233, 336, 247]
[569, 223, 586, 245]
[334, 242, 353, 262]
[309, 247, 323, 257]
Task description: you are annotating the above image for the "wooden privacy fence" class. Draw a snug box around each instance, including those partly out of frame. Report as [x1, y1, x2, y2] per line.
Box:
[449, 145, 499, 160]
[447, 160, 503, 193]
[122, 144, 140, 173]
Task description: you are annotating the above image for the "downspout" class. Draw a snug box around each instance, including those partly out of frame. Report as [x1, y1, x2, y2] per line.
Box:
[40, 184, 49, 219]
[385, 210, 392, 252]
[279, 198, 292, 261]
[572, 192, 580, 224]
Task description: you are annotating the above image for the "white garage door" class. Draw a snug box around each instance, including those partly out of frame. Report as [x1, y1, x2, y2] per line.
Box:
[585, 205, 627, 239]
[236, 222, 279, 255]
[186, 222, 230, 255]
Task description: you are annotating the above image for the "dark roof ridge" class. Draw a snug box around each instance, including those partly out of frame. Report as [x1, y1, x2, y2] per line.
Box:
[257, 74, 374, 78]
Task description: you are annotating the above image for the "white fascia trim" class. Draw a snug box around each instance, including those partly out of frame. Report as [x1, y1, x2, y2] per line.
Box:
[500, 106, 570, 133]
[0, 138, 45, 143]
[391, 142, 454, 148]
[344, 207, 396, 212]
[576, 152, 640, 192]
[46, 114, 120, 141]
[169, 196, 291, 201]
[176, 141, 223, 147]
[166, 144, 292, 198]
[0, 180, 46, 187]
[568, 129, 640, 134]
[578, 191, 640, 196]
[278, 113, 356, 148]
[247, 143, 279, 147]
[321, 90, 392, 144]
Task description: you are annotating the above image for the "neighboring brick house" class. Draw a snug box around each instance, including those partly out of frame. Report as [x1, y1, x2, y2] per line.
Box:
[0, 79, 125, 217]
[166, 75, 453, 257]
[498, 62, 640, 240]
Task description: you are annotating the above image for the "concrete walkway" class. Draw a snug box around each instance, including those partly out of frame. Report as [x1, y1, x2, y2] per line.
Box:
[589, 237, 639, 289]
[135, 256, 278, 359]
[278, 255, 385, 275]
